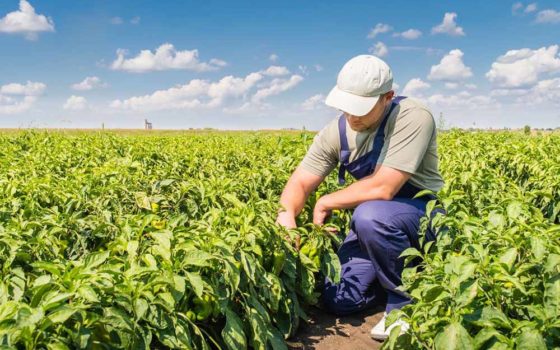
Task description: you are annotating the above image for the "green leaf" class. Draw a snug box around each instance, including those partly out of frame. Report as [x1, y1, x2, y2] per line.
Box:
[434, 322, 474, 350]
[222, 307, 247, 350]
[515, 329, 546, 350]
[185, 271, 204, 298]
[84, 250, 110, 270]
[456, 280, 478, 308]
[321, 251, 341, 284]
[544, 274, 560, 319]
[498, 248, 517, 270]
[47, 305, 76, 324]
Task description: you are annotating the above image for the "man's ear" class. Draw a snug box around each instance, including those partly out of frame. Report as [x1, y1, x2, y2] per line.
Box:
[385, 90, 395, 101]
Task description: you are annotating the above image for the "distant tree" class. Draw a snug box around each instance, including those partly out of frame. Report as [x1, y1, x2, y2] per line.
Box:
[524, 125, 531, 135]
[438, 112, 446, 131]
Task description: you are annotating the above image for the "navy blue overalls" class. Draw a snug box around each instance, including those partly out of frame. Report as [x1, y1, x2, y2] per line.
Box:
[321, 96, 440, 315]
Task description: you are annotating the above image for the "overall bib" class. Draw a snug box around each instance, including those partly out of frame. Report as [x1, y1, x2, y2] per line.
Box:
[321, 96, 440, 315]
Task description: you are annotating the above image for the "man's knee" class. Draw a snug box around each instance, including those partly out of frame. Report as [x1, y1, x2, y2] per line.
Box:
[351, 200, 392, 238]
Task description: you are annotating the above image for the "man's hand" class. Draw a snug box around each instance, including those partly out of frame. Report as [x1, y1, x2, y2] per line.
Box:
[313, 197, 332, 226]
[276, 210, 297, 229]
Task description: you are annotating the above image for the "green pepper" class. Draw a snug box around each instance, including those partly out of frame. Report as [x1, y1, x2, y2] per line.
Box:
[272, 250, 286, 275]
[193, 295, 214, 321]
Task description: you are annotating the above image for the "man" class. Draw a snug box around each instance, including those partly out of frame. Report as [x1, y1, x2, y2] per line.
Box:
[276, 55, 444, 340]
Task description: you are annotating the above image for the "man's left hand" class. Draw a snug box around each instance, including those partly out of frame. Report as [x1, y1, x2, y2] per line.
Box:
[313, 197, 332, 226]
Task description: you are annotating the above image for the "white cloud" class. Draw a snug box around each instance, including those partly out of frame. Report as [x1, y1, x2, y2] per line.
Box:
[130, 16, 141, 25]
[314, 64, 323, 72]
[393, 29, 422, 40]
[71, 76, 108, 91]
[445, 82, 459, 89]
[252, 75, 304, 103]
[111, 70, 303, 112]
[110, 43, 227, 73]
[367, 23, 392, 38]
[0, 81, 46, 95]
[298, 65, 308, 75]
[301, 94, 325, 110]
[402, 78, 431, 96]
[535, 9, 560, 23]
[269, 54, 279, 62]
[370, 41, 388, 57]
[427, 91, 496, 109]
[63, 95, 88, 111]
[512, 2, 523, 14]
[518, 78, 560, 105]
[465, 83, 477, 89]
[0, 0, 55, 40]
[431, 12, 465, 36]
[0, 80, 45, 114]
[486, 45, 560, 88]
[428, 49, 473, 81]
[261, 66, 290, 76]
[525, 3, 538, 13]
[110, 17, 123, 25]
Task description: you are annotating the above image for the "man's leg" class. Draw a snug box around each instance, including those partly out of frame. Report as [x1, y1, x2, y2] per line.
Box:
[351, 198, 437, 312]
[321, 230, 387, 316]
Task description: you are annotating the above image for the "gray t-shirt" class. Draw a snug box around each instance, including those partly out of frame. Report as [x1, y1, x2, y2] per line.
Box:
[299, 97, 444, 192]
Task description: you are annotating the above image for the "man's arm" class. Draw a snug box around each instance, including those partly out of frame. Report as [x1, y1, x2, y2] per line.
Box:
[276, 166, 325, 228]
[313, 164, 411, 225]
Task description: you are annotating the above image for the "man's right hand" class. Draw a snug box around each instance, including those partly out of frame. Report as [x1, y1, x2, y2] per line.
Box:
[275, 211, 297, 229]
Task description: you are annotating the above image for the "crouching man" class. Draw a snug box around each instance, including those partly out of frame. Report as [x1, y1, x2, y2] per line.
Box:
[276, 55, 444, 340]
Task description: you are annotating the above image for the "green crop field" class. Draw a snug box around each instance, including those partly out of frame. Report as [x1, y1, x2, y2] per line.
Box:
[0, 130, 559, 349]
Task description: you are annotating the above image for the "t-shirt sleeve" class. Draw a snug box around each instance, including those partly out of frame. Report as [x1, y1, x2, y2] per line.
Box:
[379, 108, 435, 174]
[298, 122, 339, 178]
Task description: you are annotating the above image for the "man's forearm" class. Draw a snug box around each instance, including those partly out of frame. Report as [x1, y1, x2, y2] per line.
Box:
[279, 175, 311, 216]
[319, 179, 392, 211]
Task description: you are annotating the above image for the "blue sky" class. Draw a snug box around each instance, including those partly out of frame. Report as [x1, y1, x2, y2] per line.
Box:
[1, 0, 559, 130]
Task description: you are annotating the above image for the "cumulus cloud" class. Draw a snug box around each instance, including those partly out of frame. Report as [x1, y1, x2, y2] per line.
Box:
[427, 91, 496, 109]
[0, 0, 55, 40]
[110, 69, 304, 112]
[431, 12, 465, 36]
[0, 81, 46, 95]
[535, 9, 560, 23]
[269, 54, 279, 62]
[465, 83, 477, 89]
[261, 66, 290, 76]
[445, 82, 459, 89]
[63, 95, 88, 111]
[252, 75, 304, 103]
[525, 3, 538, 13]
[428, 49, 473, 81]
[0, 80, 45, 114]
[301, 94, 325, 111]
[369, 41, 388, 57]
[486, 45, 560, 88]
[491, 78, 560, 106]
[367, 23, 392, 38]
[110, 43, 227, 73]
[393, 29, 422, 40]
[402, 78, 431, 97]
[71, 76, 108, 91]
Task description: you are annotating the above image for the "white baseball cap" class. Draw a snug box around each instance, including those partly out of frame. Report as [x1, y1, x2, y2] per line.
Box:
[325, 55, 393, 117]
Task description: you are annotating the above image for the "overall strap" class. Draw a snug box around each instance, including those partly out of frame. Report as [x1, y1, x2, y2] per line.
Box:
[337, 115, 351, 185]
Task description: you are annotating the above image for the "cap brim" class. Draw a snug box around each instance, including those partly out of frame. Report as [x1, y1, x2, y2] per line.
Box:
[325, 85, 379, 117]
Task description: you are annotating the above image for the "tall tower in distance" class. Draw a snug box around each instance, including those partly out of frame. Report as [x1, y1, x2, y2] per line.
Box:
[144, 119, 153, 130]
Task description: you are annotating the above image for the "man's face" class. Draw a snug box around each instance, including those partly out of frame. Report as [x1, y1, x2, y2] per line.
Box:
[344, 91, 393, 132]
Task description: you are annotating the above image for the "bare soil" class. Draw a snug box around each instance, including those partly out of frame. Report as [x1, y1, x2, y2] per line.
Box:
[287, 306, 384, 350]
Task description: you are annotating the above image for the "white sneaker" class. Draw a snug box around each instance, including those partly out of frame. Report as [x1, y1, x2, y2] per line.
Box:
[370, 312, 410, 341]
